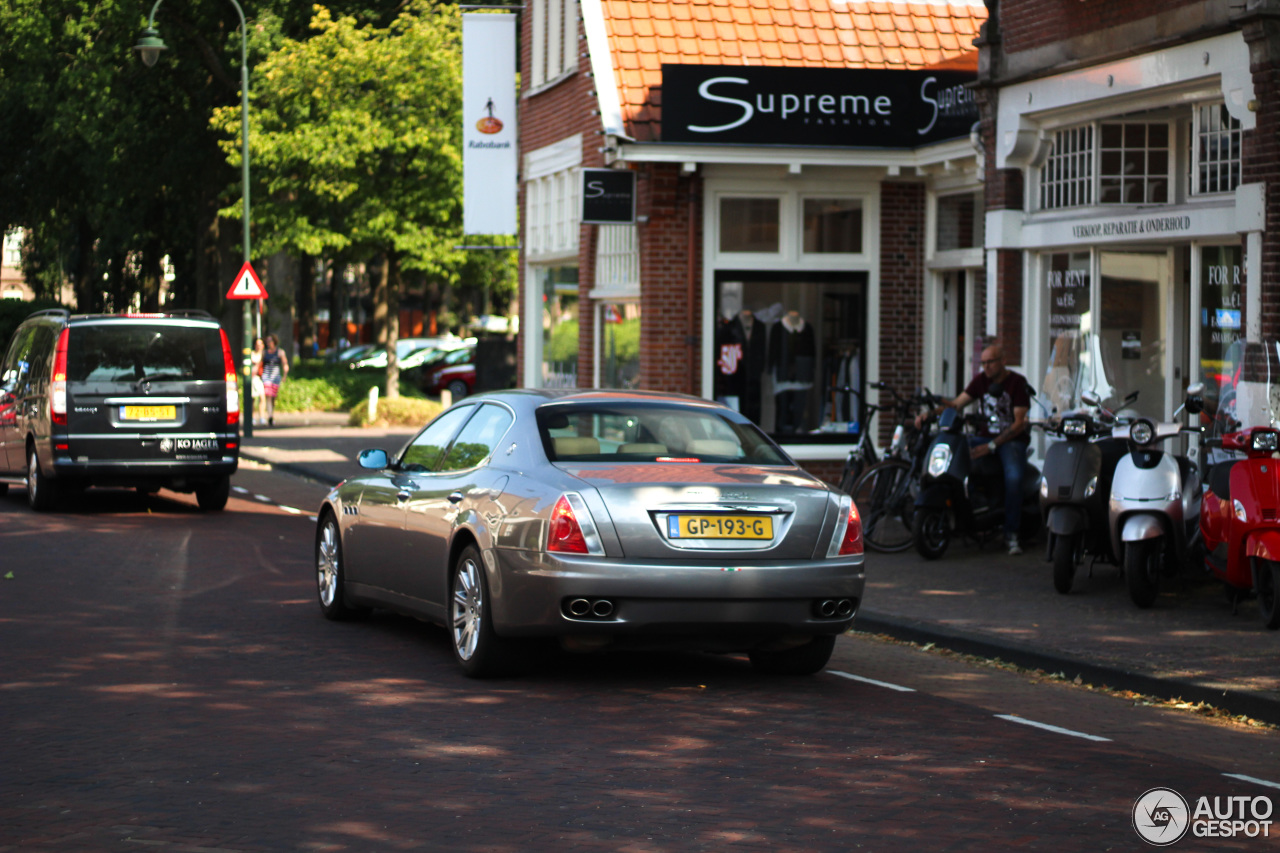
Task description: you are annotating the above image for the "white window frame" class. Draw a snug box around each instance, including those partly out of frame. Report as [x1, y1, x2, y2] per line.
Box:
[529, 0, 579, 91]
[1190, 101, 1243, 197]
[797, 195, 869, 260]
[523, 136, 582, 387]
[702, 175, 880, 413]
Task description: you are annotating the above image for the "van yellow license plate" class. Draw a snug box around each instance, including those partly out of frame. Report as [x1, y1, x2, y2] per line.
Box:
[667, 515, 773, 540]
[120, 405, 176, 421]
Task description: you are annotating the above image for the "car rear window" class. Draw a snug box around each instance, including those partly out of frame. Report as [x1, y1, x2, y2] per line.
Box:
[536, 402, 788, 465]
[67, 323, 224, 383]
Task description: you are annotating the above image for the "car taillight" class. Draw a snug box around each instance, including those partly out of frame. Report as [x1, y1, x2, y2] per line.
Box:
[827, 495, 863, 558]
[50, 328, 69, 426]
[547, 493, 604, 556]
[220, 329, 240, 426]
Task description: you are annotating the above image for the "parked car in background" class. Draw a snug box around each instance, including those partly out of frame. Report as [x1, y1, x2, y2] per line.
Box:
[348, 336, 472, 371]
[420, 345, 476, 399]
[0, 309, 240, 511]
[314, 389, 864, 677]
[327, 343, 376, 366]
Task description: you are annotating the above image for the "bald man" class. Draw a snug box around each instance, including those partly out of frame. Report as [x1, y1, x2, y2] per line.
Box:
[917, 343, 1031, 555]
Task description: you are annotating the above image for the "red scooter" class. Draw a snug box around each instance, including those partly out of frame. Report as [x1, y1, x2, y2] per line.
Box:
[1200, 425, 1280, 629]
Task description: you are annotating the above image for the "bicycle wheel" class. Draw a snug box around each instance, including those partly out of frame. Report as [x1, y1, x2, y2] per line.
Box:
[852, 459, 916, 553]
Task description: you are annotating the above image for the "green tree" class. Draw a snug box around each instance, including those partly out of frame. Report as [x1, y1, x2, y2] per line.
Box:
[215, 2, 465, 399]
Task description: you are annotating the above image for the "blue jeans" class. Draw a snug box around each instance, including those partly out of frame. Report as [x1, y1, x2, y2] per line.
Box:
[969, 437, 1028, 537]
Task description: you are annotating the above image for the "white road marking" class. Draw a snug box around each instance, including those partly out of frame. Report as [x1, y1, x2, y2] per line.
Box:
[1223, 773, 1280, 791]
[254, 494, 272, 502]
[994, 714, 1111, 742]
[232, 486, 249, 493]
[828, 670, 916, 692]
[278, 505, 302, 515]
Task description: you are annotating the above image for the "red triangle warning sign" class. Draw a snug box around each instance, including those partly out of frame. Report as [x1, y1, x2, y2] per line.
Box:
[226, 262, 266, 300]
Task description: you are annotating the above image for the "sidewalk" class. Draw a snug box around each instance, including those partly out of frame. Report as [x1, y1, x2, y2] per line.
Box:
[240, 414, 1280, 725]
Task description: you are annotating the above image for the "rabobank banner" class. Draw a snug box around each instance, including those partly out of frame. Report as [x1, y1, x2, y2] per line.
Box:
[462, 14, 517, 235]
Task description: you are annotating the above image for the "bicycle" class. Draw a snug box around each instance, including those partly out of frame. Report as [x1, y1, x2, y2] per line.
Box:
[836, 381, 913, 495]
[850, 389, 942, 553]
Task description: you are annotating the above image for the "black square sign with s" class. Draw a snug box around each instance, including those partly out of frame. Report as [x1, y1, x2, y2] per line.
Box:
[581, 169, 636, 224]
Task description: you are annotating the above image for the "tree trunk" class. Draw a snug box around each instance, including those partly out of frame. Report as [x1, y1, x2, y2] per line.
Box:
[140, 246, 162, 312]
[72, 218, 98, 312]
[384, 254, 400, 402]
[328, 260, 349, 350]
[370, 253, 388, 346]
[297, 253, 317, 356]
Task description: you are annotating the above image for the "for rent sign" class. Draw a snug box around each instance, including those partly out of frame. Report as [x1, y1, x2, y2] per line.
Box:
[660, 65, 977, 148]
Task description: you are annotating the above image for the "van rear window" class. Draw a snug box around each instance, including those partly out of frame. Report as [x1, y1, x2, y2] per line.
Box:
[66, 324, 224, 383]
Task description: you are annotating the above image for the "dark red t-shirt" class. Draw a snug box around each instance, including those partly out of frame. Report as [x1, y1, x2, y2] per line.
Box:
[964, 370, 1031, 439]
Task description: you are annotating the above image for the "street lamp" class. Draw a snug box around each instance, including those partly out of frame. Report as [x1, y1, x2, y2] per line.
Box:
[135, 0, 255, 438]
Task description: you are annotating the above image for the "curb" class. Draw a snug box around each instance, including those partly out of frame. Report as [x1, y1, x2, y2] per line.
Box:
[855, 611, 1280, 727]
[238, 450, 344, 489]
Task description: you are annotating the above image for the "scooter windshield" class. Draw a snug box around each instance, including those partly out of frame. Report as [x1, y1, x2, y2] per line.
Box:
[1200, 339, 1280, 443]
[1042, 331, 1135, 418]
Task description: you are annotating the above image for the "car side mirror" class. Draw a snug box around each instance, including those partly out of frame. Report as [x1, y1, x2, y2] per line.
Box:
[358, 448, 390, 470]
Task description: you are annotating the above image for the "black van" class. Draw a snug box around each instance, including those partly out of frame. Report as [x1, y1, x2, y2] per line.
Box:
[0, 309, 241, 511]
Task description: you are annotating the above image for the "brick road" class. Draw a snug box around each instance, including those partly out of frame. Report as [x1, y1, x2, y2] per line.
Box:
[2, 480, 1277, 851]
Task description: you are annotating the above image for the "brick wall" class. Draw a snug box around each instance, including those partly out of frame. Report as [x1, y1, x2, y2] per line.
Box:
[878, 182, 925, 444]
[1242, 17, 1280, 341]
[998, 0, 1207, 58]
[637, 162, 702, 395]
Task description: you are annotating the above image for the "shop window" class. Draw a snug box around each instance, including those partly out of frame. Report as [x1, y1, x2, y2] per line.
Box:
[1098, 122, 1169, 205]
[802, 199, 862, 254]
[720, 198, 780, 253]
[537, 265, 578, 387]
[530, 0, 577, 89]
[1042, 252, 1092, 415]
[714, 276, 865, 435]
[598, 302, 640, 389]
[1039, 125, 1093, 210]
[1199, 245, 1244, 434]
[935, 193, 982, 251]
[1192, 104, 1242, 196]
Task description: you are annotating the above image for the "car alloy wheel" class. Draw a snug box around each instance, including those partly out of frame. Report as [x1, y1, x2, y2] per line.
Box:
[316, 512, 365, 620]
[450, 545, 515, 677]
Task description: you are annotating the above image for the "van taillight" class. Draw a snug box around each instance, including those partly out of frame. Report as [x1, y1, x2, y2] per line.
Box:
[50, 328, 69, 426]
[220, 330, 240, 426]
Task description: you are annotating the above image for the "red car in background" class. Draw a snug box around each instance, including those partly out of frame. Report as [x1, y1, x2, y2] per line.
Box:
[421, 346, 476, 399]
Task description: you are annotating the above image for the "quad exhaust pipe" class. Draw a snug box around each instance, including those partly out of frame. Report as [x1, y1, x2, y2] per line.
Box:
[814, 598, 856, 619]
[566, 598, 615, 619]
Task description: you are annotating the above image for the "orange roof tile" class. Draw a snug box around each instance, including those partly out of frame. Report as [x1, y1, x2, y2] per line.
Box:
[599, 0, 986, 140]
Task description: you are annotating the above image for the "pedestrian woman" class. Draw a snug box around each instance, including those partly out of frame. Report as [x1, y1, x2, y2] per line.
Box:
[250, 337, 266, 426]
[260, 334, 289, 427]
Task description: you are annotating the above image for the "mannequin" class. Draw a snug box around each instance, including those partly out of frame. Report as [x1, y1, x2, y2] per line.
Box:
[768, 309, 816, 434]
[828, 339, 861, 424]
[716, 309, 767, 422]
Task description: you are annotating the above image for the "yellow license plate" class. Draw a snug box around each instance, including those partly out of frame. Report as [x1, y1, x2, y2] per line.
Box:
[667, 515, 773, 540]
[121, 405, 176, 421]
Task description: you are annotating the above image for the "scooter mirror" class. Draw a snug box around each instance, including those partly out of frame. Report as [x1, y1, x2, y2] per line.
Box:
[1184, 382, 1204, 415]
[1081, 391, 1101, 407]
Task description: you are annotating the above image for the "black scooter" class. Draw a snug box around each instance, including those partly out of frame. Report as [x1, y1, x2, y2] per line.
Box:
[913, 407, 1042, 559]
[1035, 391, 1130, 594]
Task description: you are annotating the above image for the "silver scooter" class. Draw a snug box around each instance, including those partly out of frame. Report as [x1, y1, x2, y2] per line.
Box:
[1107, 384, 1204, 609]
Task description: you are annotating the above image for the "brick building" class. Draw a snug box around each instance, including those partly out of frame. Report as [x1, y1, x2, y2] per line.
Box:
[517, 0, 988, 477]
[977, 1, 1280, 430]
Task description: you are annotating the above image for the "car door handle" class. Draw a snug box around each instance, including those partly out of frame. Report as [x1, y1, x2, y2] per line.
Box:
[448, 491, 464, 504]
[396, 489, 413, 502]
